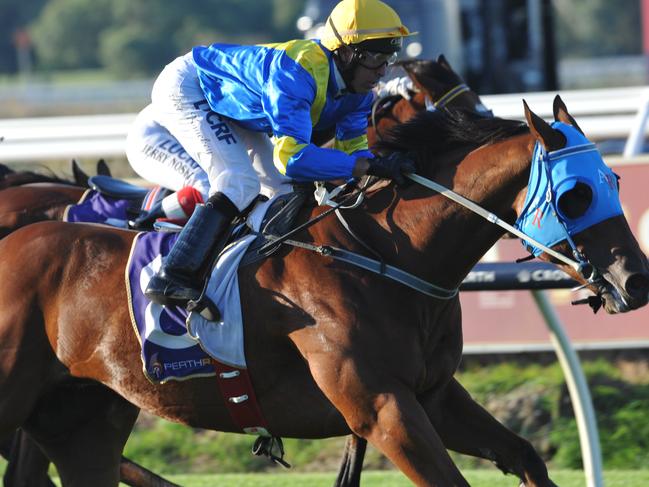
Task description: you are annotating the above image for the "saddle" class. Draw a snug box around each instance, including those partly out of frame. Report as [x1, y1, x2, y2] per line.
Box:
[239, 186, 313, 267]
[161, 186, 314, 322]
[88, 175, 150, 199]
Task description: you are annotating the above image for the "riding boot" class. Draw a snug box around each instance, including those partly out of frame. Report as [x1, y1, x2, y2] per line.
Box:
[144, 192, 238, 307]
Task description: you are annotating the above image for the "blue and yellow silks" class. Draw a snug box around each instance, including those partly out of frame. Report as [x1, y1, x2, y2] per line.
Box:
[193, 39, 374, 182]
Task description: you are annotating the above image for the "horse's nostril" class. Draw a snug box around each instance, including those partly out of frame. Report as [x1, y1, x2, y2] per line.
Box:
[625, 273, 649, 301]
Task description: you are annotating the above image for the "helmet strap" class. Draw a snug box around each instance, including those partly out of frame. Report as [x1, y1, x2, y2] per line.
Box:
[328, 17, 362, 93]
[333, 50, 360, 93]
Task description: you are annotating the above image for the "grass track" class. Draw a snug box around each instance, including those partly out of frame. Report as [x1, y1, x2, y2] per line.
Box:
[142, 470, 649, 486]
[3, 461, 649, 485]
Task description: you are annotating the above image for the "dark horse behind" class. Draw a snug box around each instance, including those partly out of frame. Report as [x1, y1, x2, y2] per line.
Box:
[0, 98, 647, 486]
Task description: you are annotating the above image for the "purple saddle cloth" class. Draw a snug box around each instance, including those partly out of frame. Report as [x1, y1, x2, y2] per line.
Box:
[64, 190, 135, 225]
[126, 231, 215, 383]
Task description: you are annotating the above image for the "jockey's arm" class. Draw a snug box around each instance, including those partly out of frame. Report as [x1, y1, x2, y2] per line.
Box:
[270, 93, 375, 182]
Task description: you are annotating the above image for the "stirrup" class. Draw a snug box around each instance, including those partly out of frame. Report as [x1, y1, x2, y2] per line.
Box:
[187, 296, 221, 322]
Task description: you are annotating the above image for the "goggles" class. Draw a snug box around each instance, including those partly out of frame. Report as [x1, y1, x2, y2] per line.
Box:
[354, 49, 398, 69]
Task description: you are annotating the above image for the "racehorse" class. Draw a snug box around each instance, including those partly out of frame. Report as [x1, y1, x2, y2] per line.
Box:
[366, 55, 490, 146]
[0, 57, 481, 487]
[0, 97, 646, 487]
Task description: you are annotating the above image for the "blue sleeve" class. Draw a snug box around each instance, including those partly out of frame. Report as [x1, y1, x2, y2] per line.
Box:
[264, 52, 362, 181]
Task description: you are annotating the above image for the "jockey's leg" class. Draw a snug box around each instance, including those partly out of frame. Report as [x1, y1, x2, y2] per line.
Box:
[126, 104, 210, 200]
[243, 130, 292, 200]
[145, 191, 239, 308]
[126, 103, 211, 228]
[421, 378, 557, 487]
[145, 52, 262, 313]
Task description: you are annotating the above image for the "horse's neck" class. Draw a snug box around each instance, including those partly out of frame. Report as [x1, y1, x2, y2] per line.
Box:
[337, 134, 534, 290]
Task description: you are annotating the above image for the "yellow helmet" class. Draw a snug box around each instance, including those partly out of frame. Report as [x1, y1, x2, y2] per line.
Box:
[320, 0, 416, 53]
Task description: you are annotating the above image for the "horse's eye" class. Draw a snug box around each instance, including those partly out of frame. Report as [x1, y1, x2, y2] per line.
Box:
[558, 182, 593, 219]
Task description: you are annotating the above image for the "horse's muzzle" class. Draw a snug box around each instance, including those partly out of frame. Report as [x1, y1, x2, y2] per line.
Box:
[600, 270, 649, 314]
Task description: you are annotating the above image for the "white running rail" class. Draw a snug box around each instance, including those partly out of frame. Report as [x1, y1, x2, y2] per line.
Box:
[1, 86, 649, 162]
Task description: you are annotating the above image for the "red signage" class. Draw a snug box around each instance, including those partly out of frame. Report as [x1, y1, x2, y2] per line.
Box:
[461, 162, 649, 351]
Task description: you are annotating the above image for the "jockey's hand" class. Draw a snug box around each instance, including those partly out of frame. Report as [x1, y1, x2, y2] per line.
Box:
[374, 76, 417, 100]
[365, 152, 416, 185]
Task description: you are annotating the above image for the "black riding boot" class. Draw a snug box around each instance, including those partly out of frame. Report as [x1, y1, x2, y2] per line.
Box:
[144, 192, 238, 307]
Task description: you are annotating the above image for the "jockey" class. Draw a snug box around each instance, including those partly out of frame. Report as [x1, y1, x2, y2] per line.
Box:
[143, 0, 417, 309]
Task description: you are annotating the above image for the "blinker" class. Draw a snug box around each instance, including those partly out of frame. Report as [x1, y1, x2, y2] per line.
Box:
[515, 122, 624, 257]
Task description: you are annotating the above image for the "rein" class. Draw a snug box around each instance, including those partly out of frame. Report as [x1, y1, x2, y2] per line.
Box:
[370, 94, 401, 142]
[406, 173, 585, 272]
[258, 179, 460, 300]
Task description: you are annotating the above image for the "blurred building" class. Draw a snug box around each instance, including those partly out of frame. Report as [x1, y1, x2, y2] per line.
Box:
[298, 0, 557, 94]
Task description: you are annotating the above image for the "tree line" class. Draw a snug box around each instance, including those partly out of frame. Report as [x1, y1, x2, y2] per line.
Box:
[0, 0, 642, 79]
[0, 0, 306, 78]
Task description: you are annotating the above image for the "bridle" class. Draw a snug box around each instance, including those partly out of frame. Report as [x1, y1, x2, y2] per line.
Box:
[371, 82, 487, 142]
[429, 83, 471, 109]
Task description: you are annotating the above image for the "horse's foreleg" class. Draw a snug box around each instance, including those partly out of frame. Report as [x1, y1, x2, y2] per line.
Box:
[26, 383, 139, 487]
[308, 357, 469, 487]
[3, 429, 55, 487]
[422, 378, 557, 487]
[333, 434, 367, 487]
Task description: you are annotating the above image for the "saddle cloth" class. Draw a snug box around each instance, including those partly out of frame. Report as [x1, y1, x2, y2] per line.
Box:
[126, 196, 276, 383]
[63, 189, 135, 226]
[63, 186, 167, 227]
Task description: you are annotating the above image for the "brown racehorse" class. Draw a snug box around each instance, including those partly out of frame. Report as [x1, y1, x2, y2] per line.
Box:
[0, 184, 86, 239]
[0, 97, 647, 487]
[0, 57, 480, 487]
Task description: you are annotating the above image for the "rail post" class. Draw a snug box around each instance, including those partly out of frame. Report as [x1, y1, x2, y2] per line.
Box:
[531, 290, 604, 487]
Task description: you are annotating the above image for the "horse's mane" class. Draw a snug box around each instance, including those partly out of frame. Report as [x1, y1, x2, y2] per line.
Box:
[375, 109, 528, 161]
[0, 163, 77, 190]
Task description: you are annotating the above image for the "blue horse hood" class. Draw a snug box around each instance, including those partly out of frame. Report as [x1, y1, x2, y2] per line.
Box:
[515, 122, 623, 256]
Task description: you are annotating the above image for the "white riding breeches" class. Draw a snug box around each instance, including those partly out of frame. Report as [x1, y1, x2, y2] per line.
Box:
[126, 104, 211, 201]
[128, 52, 290, 212]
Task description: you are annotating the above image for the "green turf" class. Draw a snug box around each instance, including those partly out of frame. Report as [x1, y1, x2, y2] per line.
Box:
[158, 470, 649, 487]
[4, 459, 649, 486]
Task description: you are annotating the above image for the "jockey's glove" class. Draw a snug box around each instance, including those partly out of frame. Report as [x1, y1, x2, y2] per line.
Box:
[374, 76, 417, 100]
[366, 152, 416, 186]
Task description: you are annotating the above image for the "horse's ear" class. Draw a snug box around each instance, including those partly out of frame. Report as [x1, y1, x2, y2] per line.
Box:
[71, 159, 90, 187]
[523, 99, 566, 151]
[437, 54, 451, 70]
[97, 159, 111, 177]
[552, 95, 585, 135]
